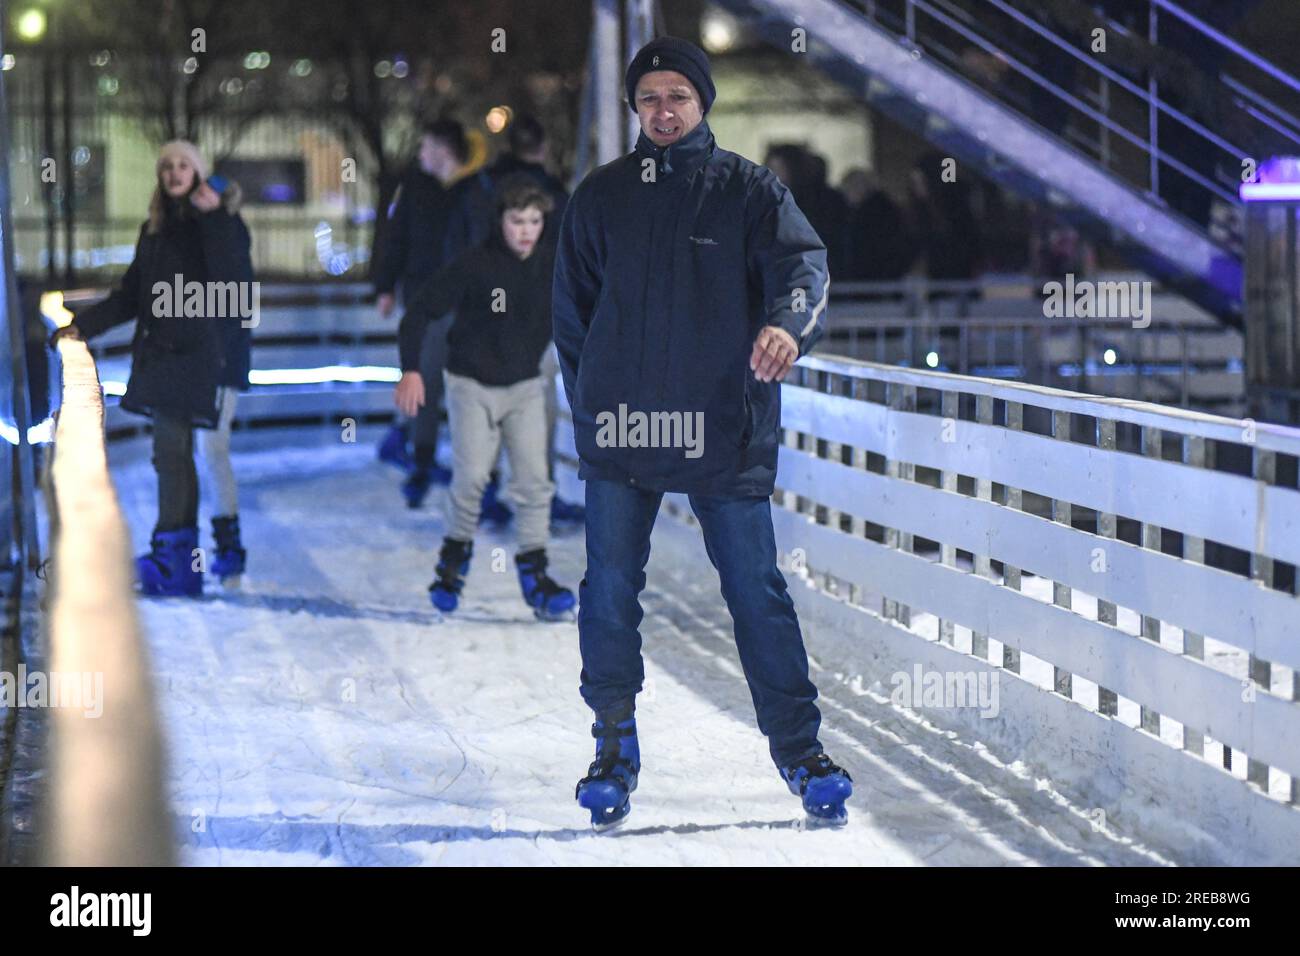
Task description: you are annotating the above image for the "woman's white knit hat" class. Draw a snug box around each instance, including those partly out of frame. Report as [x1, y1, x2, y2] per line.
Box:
[157, 139, 207, 179]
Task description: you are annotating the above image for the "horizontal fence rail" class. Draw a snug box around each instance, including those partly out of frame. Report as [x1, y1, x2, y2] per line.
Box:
[53, 278, 1246, 442]
[54, 284, 396, 439]
[43, 339, 173, 865]
[781, 354, 1299, 794]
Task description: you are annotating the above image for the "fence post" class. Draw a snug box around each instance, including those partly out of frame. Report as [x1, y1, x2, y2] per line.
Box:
[1000, 399, 1022, 674]
[1138, 425, 1164, 737]
[1051, 409, 1074, 699]
[882, 381, 915, 627]
[938, 389, 958, 645]
[1096, 418, 1120, 717]
[1247, 448, 1276, 790]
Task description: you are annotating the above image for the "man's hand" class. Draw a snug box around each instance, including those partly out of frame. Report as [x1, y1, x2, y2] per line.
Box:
[750, 325, 799, 383]
[376, 293, 396, 319]
[190, 183, 221, 212]
[394, 370, 425, 417]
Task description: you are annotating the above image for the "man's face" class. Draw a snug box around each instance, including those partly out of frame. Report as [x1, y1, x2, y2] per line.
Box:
[634, 70, 703, 148]
[502, 205, 545, 259]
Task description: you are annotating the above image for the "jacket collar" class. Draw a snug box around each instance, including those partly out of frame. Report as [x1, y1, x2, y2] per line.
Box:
[634, 119, 715, 179]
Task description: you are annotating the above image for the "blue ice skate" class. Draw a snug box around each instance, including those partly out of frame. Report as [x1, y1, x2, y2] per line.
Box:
[515, 548, 575, 621]
[136, 527, 203, 597]
[478, 476, 514, 529]
[549, 495, 585, 526]
[575, 705, 639, 831]
[210, 515, 246, 585]
[428, 537, 473, 613]
[402, 468, 434, 509]
[377, 424, 413, 471]
[781, 753, 853, 828]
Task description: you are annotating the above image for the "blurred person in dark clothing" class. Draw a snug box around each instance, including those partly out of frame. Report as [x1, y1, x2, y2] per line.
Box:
[763, 145, 851, 282]
[762, 144, 802, 190]
[904, 152, 983, 289]
[442, 113, 569, 263]
[839, 168, 912, 284]
[803, 153, 852, 281]
[373, 119, 469, 506]
[1030, 207, 1095, 279]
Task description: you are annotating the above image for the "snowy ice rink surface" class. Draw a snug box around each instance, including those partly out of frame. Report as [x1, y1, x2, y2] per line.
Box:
[104, 431, 1181, 866]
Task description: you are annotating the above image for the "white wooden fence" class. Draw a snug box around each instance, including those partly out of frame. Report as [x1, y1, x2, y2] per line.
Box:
[554, 352, 1300, 864]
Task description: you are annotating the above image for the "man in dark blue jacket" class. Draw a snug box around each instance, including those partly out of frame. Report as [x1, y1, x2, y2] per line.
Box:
[554, 37, 852, 830]
[442, 113, 569, 263]
[373, 119, 468, 505]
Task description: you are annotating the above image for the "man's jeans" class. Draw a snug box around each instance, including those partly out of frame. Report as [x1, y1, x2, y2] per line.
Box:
[578, 478, 824, 768]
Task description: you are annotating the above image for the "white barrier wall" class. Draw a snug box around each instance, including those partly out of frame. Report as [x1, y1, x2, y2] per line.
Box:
[45, 340, 173, 865]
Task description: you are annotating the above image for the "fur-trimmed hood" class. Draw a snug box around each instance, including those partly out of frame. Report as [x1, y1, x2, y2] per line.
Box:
[218, 178, 244, 214]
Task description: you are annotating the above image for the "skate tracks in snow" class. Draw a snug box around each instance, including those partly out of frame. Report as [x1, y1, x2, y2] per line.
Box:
[106, 437, 1177, 866]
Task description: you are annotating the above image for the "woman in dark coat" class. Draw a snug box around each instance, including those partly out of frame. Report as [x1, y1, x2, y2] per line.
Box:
[52, 140, 253, 596]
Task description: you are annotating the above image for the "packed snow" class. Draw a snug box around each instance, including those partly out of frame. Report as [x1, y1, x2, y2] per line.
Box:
[101, 428, 1178, 865]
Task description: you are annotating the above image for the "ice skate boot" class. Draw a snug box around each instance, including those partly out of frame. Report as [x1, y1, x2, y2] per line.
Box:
[515, 548, 575, 621]
[576, 704, 639, 831]
[780, 753, 852, 828]
[428, 537, 473, 613]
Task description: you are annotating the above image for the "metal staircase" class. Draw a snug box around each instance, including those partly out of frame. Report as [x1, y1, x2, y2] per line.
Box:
[710, 0, 1300, 326]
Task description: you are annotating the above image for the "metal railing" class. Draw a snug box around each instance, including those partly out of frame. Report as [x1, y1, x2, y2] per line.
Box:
[828, 278, 1244, 411]
[858, 0, 1300, 223]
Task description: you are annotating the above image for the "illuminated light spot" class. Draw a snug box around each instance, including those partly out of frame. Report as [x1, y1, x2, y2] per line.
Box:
[40, 290, 74, 328]
[701, 12, 737, 53]
[16, 9, 46, 41]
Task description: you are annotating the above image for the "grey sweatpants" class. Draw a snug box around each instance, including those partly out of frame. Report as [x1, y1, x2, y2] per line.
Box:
[445, 370, 554, 552]
[197, 386, 239, 518]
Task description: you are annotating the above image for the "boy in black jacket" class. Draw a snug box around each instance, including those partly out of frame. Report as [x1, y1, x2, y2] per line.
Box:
[395, 175, 575, 619]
